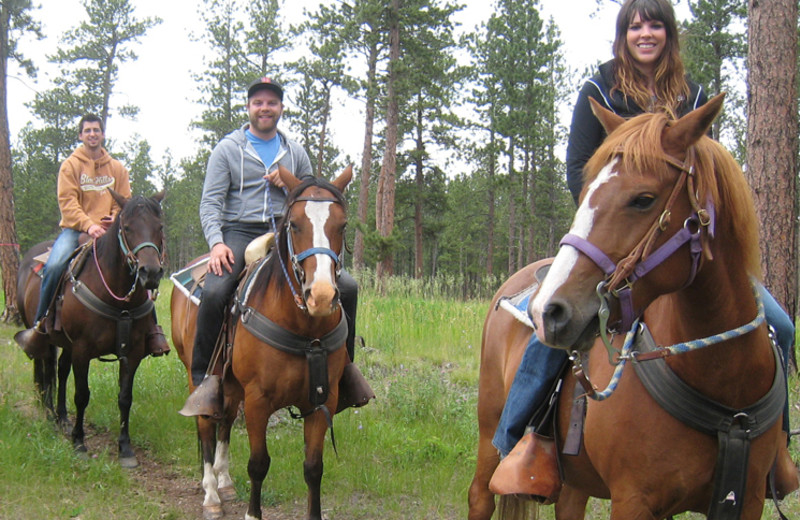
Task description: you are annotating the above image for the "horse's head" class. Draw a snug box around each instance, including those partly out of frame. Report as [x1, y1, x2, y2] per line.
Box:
[279, 165, 352, 317]
[110, 190, 166, 290]
[530, 94, 750, 352]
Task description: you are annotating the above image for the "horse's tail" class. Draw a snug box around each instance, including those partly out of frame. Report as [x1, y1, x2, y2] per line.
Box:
[496, 495, 539, 520]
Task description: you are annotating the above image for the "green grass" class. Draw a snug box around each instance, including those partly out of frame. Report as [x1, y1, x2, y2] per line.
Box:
[1, 277, 799, 519]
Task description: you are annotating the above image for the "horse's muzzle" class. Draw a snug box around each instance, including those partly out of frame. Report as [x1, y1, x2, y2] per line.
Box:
[304, 283, 339, 317]
[138, 265, 164, 290]
[537, 297, 600, 352]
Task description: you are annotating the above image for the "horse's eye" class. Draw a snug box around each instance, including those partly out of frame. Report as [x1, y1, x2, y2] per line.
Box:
[630, 194, 656, 210]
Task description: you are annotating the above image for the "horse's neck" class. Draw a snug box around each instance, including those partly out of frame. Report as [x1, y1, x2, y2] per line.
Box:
[644, 261, 774, 407]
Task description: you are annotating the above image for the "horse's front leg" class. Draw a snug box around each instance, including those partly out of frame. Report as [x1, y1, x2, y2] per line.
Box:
[244, 392, 272, 520]
[70, 358, 90, 453]
[303, 410, 329, 520]
[117, 356, 140, 468]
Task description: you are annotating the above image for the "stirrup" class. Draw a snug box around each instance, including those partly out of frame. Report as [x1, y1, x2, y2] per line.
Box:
[489, 428, 562, 504]
[179, 375, 223, 419]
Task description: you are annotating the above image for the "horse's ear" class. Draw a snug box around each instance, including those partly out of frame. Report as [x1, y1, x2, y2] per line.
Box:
[109, 189, 129, 209]
[664, 93, 725, 151]
[590, 97, 625, 135]
[332, 165, 353, 192]
[152, 191, 165, 204]
[278, 164, 302, 192]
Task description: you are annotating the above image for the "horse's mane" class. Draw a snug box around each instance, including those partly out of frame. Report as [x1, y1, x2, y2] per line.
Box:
[584, 112, 762, 278]
[258, 176, 348, 291]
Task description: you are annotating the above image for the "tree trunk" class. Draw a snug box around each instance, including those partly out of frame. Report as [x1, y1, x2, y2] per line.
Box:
[0, 5, 21, 323]
[315, 82, 332, 178]
[486, 127, 496, 279]
[507, 136, 516, 276]
[375, 0, 401, 285]
[413, 100, 424, 279]
[746, 0, 798, 363]
[353, 42, 379, 270]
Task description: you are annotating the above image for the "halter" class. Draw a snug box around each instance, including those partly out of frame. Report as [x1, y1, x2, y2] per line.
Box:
[94, 214, 166, 302]
[270, 190, 344, 312]
[559, 147, 715, 361]
[286, 196, 343, 286]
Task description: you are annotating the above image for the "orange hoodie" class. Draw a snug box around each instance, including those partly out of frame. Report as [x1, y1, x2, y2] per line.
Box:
[57, 145, 132, 232]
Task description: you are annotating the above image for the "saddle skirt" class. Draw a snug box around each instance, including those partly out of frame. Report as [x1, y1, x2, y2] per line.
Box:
[496, 261, 552, 329]
[169, 233, 275, 306]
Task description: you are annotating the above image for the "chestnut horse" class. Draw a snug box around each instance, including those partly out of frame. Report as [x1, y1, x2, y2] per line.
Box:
[171, 166, 352, 520]
[470, 94, 789, 519]
[17, 191, 166, 468]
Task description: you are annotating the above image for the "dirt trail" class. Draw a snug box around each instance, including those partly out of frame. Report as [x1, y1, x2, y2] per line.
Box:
[89, 427, 296, 520]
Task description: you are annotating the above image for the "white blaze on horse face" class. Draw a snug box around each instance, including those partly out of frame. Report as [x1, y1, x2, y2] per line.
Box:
[305, 200, 337, 288]
[531, 159, 619, 333]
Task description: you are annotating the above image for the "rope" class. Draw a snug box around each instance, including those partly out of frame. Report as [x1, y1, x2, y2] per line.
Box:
[571, 320, 639, 401]
[634, 280, 765, 360]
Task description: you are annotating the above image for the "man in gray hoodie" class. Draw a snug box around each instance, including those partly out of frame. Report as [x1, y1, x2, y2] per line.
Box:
[184, 78, 364, 412]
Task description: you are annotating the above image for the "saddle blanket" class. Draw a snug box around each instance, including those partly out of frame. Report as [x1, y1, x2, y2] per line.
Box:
[169, 256, 209, 306]
[497, 285, 536, 330]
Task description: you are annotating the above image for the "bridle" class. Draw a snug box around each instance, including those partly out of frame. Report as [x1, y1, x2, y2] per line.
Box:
[279, 195, 345, 312]
[94, 213, 166, 302]
[558, 146, 715, 362]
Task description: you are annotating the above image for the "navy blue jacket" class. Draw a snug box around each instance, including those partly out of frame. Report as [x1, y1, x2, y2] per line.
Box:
[565, 60, 707, 205]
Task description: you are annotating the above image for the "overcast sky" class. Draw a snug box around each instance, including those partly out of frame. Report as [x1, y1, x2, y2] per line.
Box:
[7, 0, 630, 164]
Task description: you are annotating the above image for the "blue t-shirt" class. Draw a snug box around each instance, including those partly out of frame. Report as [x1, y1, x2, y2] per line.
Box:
[245, 130, 280, 170]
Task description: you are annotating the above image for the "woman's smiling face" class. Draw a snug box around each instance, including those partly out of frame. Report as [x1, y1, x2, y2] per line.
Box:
[626, 12, 667, 72]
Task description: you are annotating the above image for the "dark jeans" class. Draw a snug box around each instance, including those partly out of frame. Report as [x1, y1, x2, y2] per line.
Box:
[492, 282, 795, 456]
[190, 224, 359, 386]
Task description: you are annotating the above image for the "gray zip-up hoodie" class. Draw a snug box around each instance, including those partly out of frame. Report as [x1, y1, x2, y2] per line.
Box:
[199, 125, 313, 248]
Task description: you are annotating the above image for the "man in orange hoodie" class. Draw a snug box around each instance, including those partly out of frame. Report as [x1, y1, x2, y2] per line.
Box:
[16, 114, 168, 358]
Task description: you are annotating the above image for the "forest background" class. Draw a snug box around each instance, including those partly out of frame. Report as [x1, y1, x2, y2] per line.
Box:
[0, 0, 795, 311]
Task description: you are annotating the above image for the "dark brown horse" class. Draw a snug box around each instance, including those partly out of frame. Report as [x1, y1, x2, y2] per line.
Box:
[17, 191, 166, 468]
[171, 166, 352, 520]
[470, 95, 790, 519]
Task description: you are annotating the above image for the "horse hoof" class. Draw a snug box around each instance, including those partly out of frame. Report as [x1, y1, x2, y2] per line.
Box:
[56, 418, 72, 434]
[202, 504, 223, 520]
[218, 485, 237, 502]
[119, 456, 139, 469]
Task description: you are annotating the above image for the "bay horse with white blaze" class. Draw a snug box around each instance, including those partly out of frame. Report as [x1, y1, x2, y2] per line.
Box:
[16, 191, 166, 468]
[171, 166, 352, 520]
[470, 94, 792, 519]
